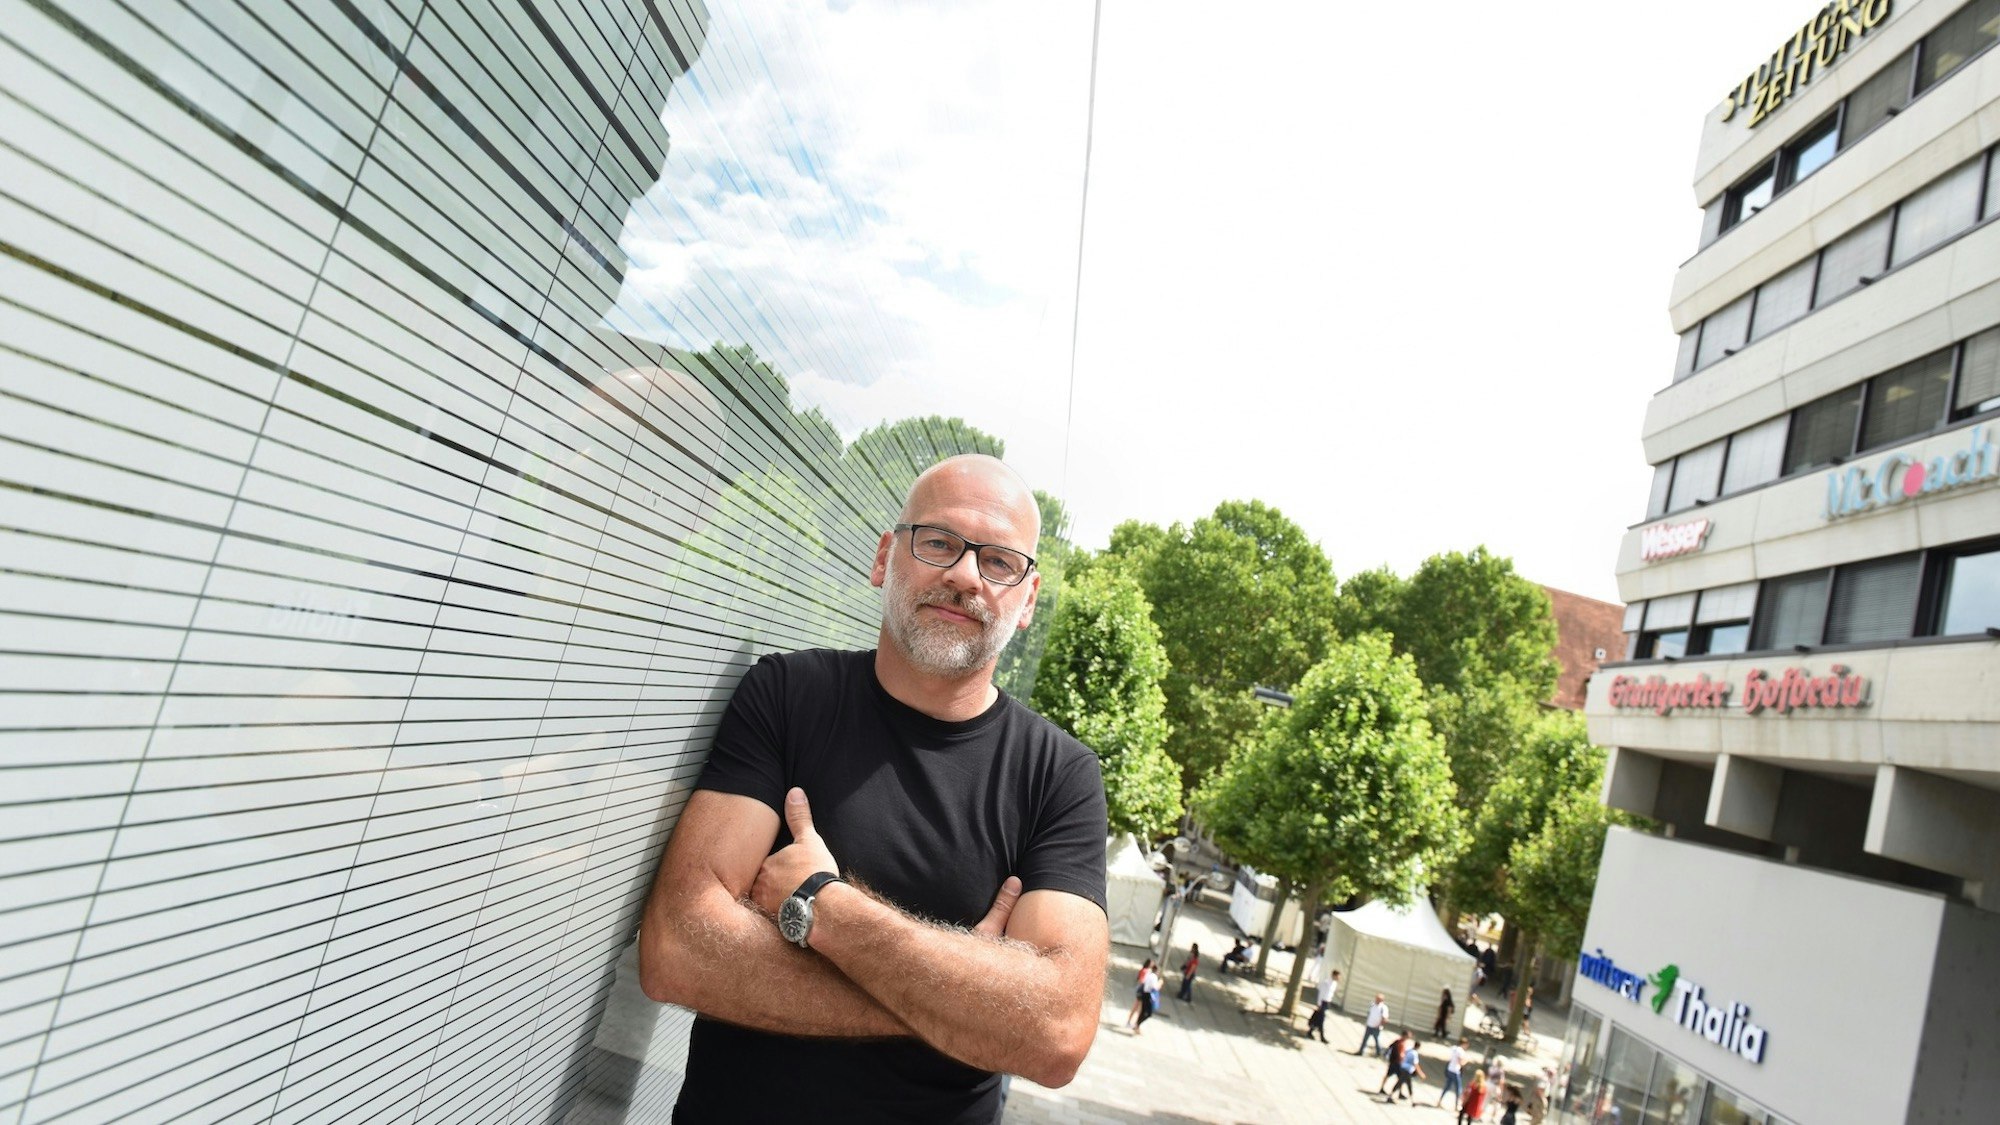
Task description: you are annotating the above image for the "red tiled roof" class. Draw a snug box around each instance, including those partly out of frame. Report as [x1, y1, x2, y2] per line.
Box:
[1543, 586, 1626, 711]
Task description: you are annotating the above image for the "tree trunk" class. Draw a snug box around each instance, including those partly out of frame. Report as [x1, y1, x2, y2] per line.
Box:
[1503, 934, 1539, 1042]
[1253, 876, 1292, 979]
[1279, 876, 1327, 1017]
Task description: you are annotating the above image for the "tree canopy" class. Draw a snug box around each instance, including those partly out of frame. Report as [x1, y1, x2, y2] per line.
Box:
[1448, 709, 1605, 918]
[1508, 787, 1625, 963]
[1030, 566, 1181, 840]
[1106, 500, 1338, 793]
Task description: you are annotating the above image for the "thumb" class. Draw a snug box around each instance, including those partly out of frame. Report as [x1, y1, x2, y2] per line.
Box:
[974, 875, 1023, 937]
[784, 787, 815, 839]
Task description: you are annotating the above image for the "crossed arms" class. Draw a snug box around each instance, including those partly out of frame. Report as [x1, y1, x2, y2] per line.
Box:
[637, 787, 1108, 1088]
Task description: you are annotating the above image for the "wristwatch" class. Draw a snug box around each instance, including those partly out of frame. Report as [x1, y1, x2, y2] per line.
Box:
[778, 871, 845, 948]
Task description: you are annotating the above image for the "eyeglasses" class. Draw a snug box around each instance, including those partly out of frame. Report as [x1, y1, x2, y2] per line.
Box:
[892, 523, 1036, 587]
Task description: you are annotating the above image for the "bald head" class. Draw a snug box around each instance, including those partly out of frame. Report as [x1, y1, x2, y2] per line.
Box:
[898, 455, 1040, 547]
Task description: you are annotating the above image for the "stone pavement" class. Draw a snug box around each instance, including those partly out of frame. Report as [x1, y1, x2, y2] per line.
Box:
[1002, 890, 1569, 1125]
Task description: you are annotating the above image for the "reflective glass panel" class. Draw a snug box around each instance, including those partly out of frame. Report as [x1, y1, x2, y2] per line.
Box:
[1940, 548, 2000, 635]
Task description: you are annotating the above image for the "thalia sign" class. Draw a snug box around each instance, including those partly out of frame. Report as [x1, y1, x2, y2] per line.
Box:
[1579, 949, 1770, 1064]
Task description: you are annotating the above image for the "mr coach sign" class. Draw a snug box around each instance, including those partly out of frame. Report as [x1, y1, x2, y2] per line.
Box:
[1722, 0, 1894, 127]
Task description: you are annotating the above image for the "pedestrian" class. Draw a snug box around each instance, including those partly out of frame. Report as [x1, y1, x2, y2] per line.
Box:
[1304, 969, 1340, 1042]
[1177, 943, 1200, 1002]
[1527, 1070, 1551, 1125]
[1377, 1031, 1409, 1094]
[1126, 959, 1157, 1030]
[1434, 987, 1456, 1037]
[1386, 1038, 1424, 1103]
[1499, 1084, 1523, 1125]
[1487, 1057, 1509, 1120]
[1132, 961, 1163, 1034]
[1457, 1068, 1488, 1125]
[1436, 1036, 1468, 1109]
[1356, 993, 1388, 1056]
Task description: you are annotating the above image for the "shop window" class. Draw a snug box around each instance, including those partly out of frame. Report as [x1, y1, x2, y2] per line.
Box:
[1842, 48, 1913, 144]
[1752, 570, 1830, 650]
[1642, 1052, 1708, 1125]
[1556, 1007, 1604, 1119]
[1748, 258, 1814, 342]
[1779, 114, 1839, 189]
[1598, 1027, 1659, 1125]
[1860, 351, 1953, 451]
[1890, 157, 1985, 266]
[1720, 416, 1787, 494]
[1956, 328, 2000, 417]
[1812, 212, 1891, 306]
[1781, 386, 1863, 475]
[1694, 294, 1752, 370]
[1937, 546, 2000, 635]
[1825, 553, 1922, 644]
[1915, 0, 2000, 94]
[1699, 1083, 1776, 1125]
[1666, 439, 1725, 513]
[1721, 161, 1776, 231]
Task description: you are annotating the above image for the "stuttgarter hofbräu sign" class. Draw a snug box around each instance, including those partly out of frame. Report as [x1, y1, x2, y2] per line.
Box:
[1579, 951, 1771, 1064]
[1607, 666, 1870, 716]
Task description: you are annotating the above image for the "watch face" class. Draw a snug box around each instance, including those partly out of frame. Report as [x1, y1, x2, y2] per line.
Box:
[778, 895, 812, 946]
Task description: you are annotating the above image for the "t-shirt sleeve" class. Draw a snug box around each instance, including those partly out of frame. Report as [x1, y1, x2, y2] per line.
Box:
[1018, 745, 1109, 913]
[692, 653, 789, 814]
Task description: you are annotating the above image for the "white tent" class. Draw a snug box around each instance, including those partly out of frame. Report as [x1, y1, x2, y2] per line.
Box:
[1324, 899, 1476, 1036]
[1104, 834, 1166, 949]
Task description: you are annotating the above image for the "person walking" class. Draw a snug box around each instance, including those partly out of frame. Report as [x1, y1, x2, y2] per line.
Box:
[1434, 987, 1456, 1038]
[1386, 1038, 1425, 1103]
[1132, 961, 1163, 1034]
[1126, 959, 1157, 1030]
[1304, 970, 1340, 1042]
[1177, 943, 1200, 1002]
[1435, 1036, 1468, 1110]
[1377, 1032, 1409, 1095]
[1356, 993, 1389, 1056]
[1457, 1068, 1488, 1125]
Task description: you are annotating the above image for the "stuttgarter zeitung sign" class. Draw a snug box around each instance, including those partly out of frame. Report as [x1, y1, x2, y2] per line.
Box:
[1722, 0, 1893, 127]
[1579, 951, 1771, 1064]
[1825, 425, 1999, 519]
[1607, 665, 1870, 716]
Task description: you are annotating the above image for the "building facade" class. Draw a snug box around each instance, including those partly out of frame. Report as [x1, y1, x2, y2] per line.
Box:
[1575, 1, 2000, 1121]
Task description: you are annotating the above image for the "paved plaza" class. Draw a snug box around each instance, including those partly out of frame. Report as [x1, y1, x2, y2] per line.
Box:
[1003, 890, 1569, 1125]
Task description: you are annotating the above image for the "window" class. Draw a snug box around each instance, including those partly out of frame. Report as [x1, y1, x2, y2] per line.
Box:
[1695, 293, 1752, 370]
[1675, 326, 1702, 381]
[1780, 114, 1839, 188]
[1640, 593, 1697, 659]
[1814, 212, 1892, 305]
[1783, 386, 1863, 474]
[1890, 157, 1985, 266]
[1701, 1083, 1777, 1125]
[1643, 1053, 1708, 1125]
[1988, 147, 2000, 220]
[1826, 554, 1922, 643]
[1557, 1008, 1604, 1118]
[1693, 581, 1757, 656]
[1646, 463, 1675, 519]
[1860, 351, 1953, 451]
[1721, 416, 1788, 494]
[1752, 570, 1830, 650]
[1749, 258, 1815, 341]
[1958, 328, 2000, 417]
[1722, 161, 1776, 230]
[1937, 546, 2000, 635]
[1622, 601, 1646, 661]
[1916, 0, 2000, 94]
[1599, 1028, 1658, 1125]
[1841, 48, 1913, 144]
[1666, 439, 1725, 512]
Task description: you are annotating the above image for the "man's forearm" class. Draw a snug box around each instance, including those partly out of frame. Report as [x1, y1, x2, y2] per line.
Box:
[639, 882, 910, 1039]
[803, 883, 1095, 1086]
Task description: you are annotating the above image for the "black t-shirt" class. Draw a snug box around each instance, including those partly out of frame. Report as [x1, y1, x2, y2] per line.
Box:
[672, 649, 1109, 1124]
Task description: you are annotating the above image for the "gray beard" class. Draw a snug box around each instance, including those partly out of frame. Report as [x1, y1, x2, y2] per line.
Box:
[884, 571, 1013, 677]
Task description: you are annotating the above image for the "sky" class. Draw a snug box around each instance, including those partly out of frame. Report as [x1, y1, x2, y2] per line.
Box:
[619, 0, 1835, 604]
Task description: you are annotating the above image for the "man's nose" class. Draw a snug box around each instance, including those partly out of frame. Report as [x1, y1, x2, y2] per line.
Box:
[939, 548, 984, 590]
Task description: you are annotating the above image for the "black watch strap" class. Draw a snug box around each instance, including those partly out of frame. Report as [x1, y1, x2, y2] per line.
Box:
[792, 871, 845, 901]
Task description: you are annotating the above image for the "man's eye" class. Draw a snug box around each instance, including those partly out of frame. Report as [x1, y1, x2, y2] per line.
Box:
[918, 535, 956, 552]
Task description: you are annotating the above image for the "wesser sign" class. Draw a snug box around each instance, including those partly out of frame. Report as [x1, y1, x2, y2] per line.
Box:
[1640, 518, 1711, 562]
[1608, 665, 1869, 716]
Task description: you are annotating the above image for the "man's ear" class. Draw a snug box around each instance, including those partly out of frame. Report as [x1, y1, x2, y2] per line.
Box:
[1014, 571, 1040, 631]
[870, 530, 894, 588]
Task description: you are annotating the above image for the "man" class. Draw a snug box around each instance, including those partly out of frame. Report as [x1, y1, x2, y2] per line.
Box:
[1357, 992, 1389, 1057]
[1377, 1030, 1409, 1095]
[1303, 969, 1340, 1042]
[638, 455, 1111, 1123]
[1435, 1036, 1469, 1110]
[1386, 1038, 1425, 1103]
[1177, 942, 1200, 1002]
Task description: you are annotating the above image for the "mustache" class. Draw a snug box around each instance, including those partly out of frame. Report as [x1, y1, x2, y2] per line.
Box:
[915, 588, 994, 625]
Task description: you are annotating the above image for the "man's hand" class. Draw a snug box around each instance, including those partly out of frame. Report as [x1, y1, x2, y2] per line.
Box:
[751, 787, 842, 914]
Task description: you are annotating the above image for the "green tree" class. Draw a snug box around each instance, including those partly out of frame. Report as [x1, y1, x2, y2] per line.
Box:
[1196, 634, 1463, 1013]
[996, 490, 1088, 703]
[1502, 787, 1631, 1039]
[1107, 501, 1338, 794]
[1449, 710, 1603, 920]
[842, 415, 1005, 503]
[1030, 567, 1181, 840]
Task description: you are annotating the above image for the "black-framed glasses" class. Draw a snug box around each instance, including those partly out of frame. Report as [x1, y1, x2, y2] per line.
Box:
[892, 523, 1036, 586]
